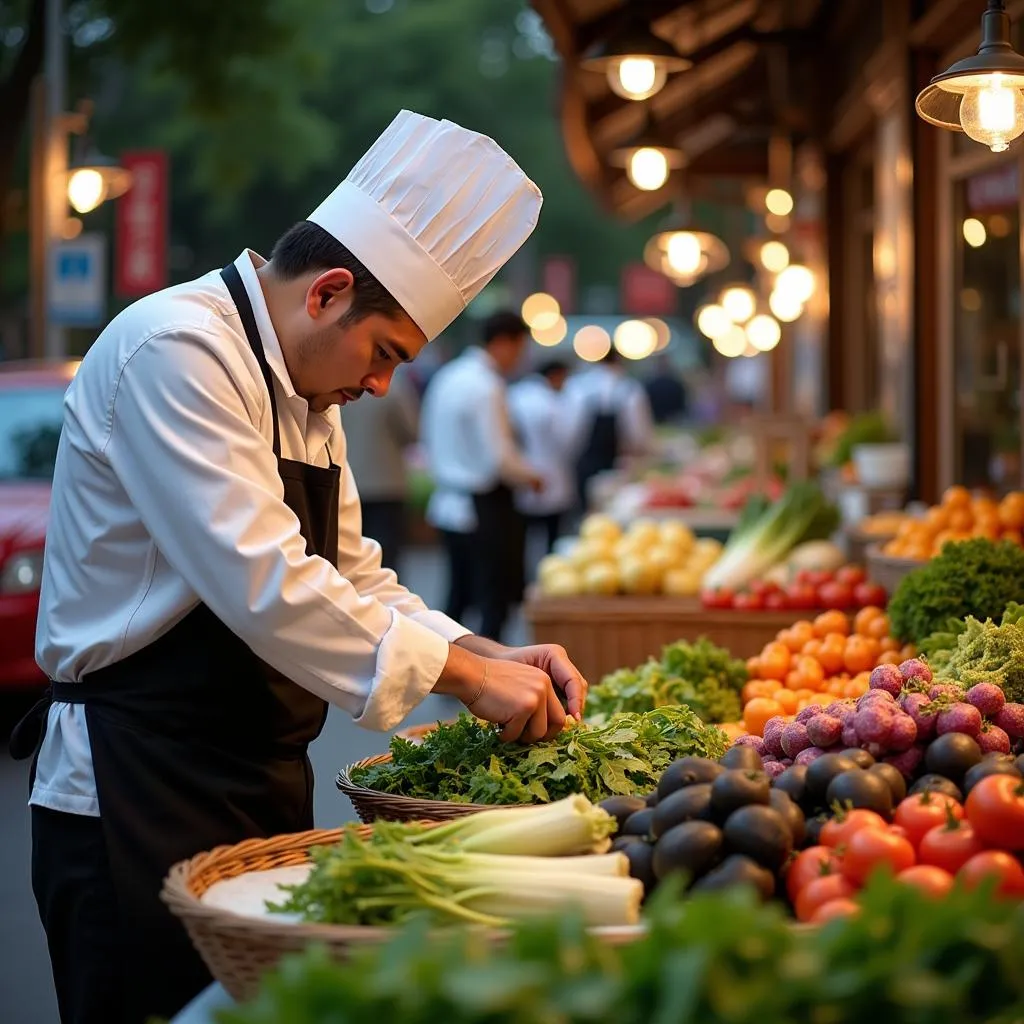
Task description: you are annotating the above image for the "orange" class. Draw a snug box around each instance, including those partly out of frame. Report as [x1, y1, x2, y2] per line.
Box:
[742, 680, 777, 704]
[843, 678, 869, 698]
[789, 621, 816, 650]
[824, 678, 845, 696]
[998, 493, 1024, 530]
[949, 508, 974, 533]
[746, 656, 762, 677]
[972, 522, 1000, 541]
[843, 636, 876, 675]
[771, 689, 799, 715]
[925, 505, 950, 530]
[743, 697, 785, 736]
[759, 641, 792, 681]
[818, 638, 846, 676]
[1002, 529, 1024, 546]
[877, 649, 901, 665]
[972, 496, 999, 519]
[942, 485, 971, 508]
[795, 655, 826, 688]
[802, 638, 823, 660]
[899, 643, 917, 660]
[854, 606, 885, 637]
[717, 722, 747, 741]
[814, 610, 850, 638]
[780, 629, 807, 655]
[794, 689, 823, 705]
[866, 614, 892, 641]
[784, 670, 805, 691]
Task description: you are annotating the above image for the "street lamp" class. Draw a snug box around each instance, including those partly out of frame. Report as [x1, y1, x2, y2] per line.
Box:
[67, 147, 132, 215]
[916, 0, 1024, 153]
[582, 22, 691, 101]
[610, 110, 685, 191]
[643, 204, 730, 287]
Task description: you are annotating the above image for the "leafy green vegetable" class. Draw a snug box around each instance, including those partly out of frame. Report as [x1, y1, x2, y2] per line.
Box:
[826, 410, 895, 468]
[587, 638, 747, 725]
[349, 708, 729, 805]
[702, 481, 840, 591]
[220, 874, 1024, 1024]
[887, 538, 1024, 643]
[939, 602, 1024, 703]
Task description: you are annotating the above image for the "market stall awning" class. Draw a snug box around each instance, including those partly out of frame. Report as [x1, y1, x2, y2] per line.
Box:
[530, 0, 829, 220]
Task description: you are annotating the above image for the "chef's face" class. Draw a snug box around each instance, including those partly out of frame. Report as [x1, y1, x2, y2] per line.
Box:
[292, 269, 427, 412]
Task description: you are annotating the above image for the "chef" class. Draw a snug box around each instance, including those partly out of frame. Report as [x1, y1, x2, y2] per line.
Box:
[11, 110, 588, 1024]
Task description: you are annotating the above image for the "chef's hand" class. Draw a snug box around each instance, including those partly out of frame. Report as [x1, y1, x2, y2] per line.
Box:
[434, 644, 565, 744]
[451, 636, 589, 722]
[526, 471, 545, 493]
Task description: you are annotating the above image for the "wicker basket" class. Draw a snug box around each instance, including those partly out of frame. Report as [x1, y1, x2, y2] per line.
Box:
[337, 753, 525, 822]
[163, 824, 644, 1002]
[866, 544, 926, 594]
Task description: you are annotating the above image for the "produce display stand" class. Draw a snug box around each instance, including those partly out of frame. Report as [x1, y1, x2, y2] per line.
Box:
[865, 544, 924, 593]
[523, 590, 798, 683]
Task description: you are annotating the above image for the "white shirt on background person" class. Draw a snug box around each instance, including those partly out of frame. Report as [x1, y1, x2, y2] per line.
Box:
[31, 250, 470, 818]
[564, 362, 656, 459]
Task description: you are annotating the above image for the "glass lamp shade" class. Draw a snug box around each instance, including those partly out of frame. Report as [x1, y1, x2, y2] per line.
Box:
[582, 25, 691, 102]
[644, 227, 729, 286]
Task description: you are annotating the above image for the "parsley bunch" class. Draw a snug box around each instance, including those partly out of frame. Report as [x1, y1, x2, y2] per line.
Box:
[349, 707, 729, 805]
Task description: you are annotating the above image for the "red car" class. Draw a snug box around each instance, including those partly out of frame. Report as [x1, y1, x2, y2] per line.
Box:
[0, 359, 79, 688]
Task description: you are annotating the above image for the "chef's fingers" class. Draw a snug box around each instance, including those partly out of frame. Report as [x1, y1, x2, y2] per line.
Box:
[541, 685, 567, 742]
[500, 708, 531, 744]
[542, 645, 589, 720]
[519, 697, 550, 746]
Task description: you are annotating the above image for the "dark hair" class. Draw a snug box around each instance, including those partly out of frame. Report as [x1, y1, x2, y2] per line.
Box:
[269, 221, 403, 325]
[482, 310, 528, 344]
[537, 358, 570, 379]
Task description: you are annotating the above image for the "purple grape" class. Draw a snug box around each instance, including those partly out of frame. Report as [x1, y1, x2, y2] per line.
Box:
[841, 723, 860, 748]
[795, 746, 827, 766]
[734, 735, 768, 756]
[762, 759, 787, 779]
[796, 704, 823, 725]
[887, 712, 918, 752]
[936, 702, 983, 738]
[762, 716, 788, 758]
[901, 693, 937, 741]
[964, 682, 1006, 718]
[854, 702, 895, 744]
[978, 724, 1012, 755]
[884, 745, 925, 780]
[781, 721, 813, 759]
[806, 714, 843, 749]
[858, 690, 896, 708]
[993, 703, 1024, 740]
[928, 682, 964, 701]
[900, 659, 933, 684]
[779, 757, 794, 767]
[869, 663, 904, 697]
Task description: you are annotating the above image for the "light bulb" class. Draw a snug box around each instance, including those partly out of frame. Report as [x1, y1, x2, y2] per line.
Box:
[720, 286, 756, 324]
[746, 314, 781, 352]
[521, 292, 560, 329]
[759, 240, 790, 273]
[613, 319, 658, 360]
[696, 304, 732, 340]
[776, 264, 815, 303]
[67, 168, 105, 214]
[627, 147, 669, 191]
[532, 316, 567, 346]
[769, 289, 803, 323]
[573, 325, 612, 362]
[963, 217, 987, 248]
[609, 57, 668, 101]
[765, 188, 794, 216]
[712, 324, 747, 358]
[959, 73, 1024, 153]
[666, 231, 703, 276]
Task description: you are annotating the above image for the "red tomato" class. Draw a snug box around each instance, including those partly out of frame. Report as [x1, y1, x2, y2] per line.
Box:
[964, 774, 1024, 851]
[785, 582, 819, 610]
[836, 565, 867, 587]
[918, 819, 985, 874]
[958, 851, 1024, 898]
[818, 581, 855, 611]
[795, 873, 857, 922]
[841, 827, 916, 885]
[897, 864, 955, 898]
[785, 845, 841, 902]
[733, 592, 766, 611]
[893, 794, 965, 849]
[764, 591, 789, 611]
[820, 809, 889, 849]
[794, 569, 816, 585]
[702, 588, 734, 610]
[854, 582, 888, 608]
[750, 579, 780, 598]
[806, 570, 834, 587]
[810, 898, 861, 924]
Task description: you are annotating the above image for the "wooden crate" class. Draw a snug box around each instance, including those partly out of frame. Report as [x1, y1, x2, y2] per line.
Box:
[523, 592, 799, 683]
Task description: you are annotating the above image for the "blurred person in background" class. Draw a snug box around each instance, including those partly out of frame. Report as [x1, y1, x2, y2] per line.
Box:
[508, 357, 576, 554]
[644, 353, 688, 424]
[567, 346, 655, 514]
[422, 311, 542, 641]
[341, 367, 419, 571]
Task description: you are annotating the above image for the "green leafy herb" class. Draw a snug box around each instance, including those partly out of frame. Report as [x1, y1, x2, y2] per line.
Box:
[349, 707, 729, 805]
[938, 602, 1024, 703]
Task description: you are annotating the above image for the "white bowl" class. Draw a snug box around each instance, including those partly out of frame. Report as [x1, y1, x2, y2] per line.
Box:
[852, 443, 910, 489]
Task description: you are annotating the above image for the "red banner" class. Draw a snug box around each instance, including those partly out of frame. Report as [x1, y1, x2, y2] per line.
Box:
[115, 151, 169, 297]
[620, 262, 677, 315]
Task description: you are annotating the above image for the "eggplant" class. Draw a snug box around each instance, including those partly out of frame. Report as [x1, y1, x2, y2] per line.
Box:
[804, 813, 830, 847]
[719, 745, 764, 772]
[867, 763, 907, 804]
[804, 753, 861, 810]
[908, 773, 964, 803]
[826, 768, 894, 818]
[622, 838, 657, 895]
[657, 757, 725, 800]
[610, 835, 645, 853]
[652, 820, 723, 883]
[598, 795, 648, 833]
[709, 769, 770, 824]
[962, 758, 1022, 796]
[924, 733, 983, 784]
[651, 783, 713, 839]
[645, 791, 659, 807]
[621, 807, 656, 838]
[840, 748, 876, 769]
[690, 855, 775, 901]
[722, 804, 794, 872]
[769, 788, 806, 847]
[772, 764, 808, 807]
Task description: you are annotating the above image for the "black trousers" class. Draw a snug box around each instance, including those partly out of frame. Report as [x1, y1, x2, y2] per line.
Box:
[441, 528, 476, 626]
[361, 498, 407, 572]
[526, 512, 563, 555]
[32, 806, 125, 1024]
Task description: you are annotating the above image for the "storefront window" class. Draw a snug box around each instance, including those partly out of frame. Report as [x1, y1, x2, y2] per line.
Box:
[952, 162, 1021, 491]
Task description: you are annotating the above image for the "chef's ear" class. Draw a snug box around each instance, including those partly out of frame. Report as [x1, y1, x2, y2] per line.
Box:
[306, 268, 355, 320]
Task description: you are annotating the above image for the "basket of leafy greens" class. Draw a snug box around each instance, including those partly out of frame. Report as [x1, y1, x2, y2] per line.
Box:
[339, 707, 729, 822]
[930, 602, 1024, 703]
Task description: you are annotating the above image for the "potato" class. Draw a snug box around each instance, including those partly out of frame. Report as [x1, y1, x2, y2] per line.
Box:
[541, 568, 581, 597]
[619, 556, 661, 595]
[537, 554, 572, 585]
[662, 567, 703, 596]
[579, 514, 622, 545]
[658, 520, 695, 553]
[626, 519, 661, 550]
[568, 538, 615, 569]
[581, 561, 620, 596]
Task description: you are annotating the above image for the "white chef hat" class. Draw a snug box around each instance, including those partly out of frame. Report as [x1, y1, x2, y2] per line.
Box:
[308, 110, 543, 342]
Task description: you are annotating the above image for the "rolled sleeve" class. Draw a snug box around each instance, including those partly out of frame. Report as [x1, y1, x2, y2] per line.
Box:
[409, 608, 472, 644]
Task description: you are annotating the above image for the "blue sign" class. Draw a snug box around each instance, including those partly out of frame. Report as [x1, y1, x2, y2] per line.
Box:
[50, 233, 107, 327]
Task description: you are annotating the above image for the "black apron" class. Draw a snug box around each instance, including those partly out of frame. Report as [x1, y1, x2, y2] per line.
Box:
[575, 380, 625, 508]
[12, 263, 338, 1023]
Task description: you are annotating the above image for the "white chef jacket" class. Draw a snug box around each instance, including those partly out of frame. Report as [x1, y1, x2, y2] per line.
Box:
[31, 250, 470, 817]
[507, 375, 579, 516]
[564, 364, 656, 459]
[421, 347, 538, 533]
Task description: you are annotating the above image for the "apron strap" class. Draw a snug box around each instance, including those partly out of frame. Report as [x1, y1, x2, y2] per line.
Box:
[220, 263, 282, 459]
